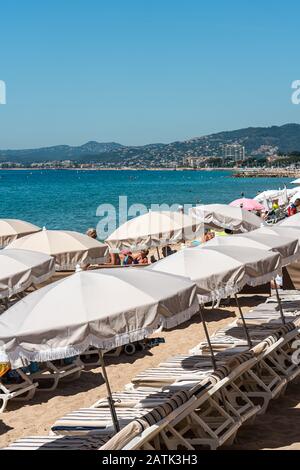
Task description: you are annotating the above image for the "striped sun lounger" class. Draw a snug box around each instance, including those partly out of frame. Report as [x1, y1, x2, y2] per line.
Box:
[51, 407, 152, 436]
[3, 435, 110, 451]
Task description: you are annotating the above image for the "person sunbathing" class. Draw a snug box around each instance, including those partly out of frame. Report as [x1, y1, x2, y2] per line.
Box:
[135, 250, 149, 265]
[120, 250, 134, 266]
[86, 228, 97, 239]
[107, 252, 121, 265]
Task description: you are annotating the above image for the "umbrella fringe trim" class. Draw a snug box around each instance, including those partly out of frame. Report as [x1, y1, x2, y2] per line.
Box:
[0, 267, 55, 301]
[197, 282, 244, 304]
[197, 269, 281, 303]
[160, 303, 199, 330]
[0, 305, 198, 368]
[246, 270, 281, 287]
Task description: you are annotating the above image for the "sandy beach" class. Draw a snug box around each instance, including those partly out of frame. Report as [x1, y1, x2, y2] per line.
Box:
[3, 294, 299, 450]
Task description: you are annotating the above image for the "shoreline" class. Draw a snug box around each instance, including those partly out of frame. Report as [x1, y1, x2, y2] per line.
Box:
[0, 167, 298, 177]
[0, 167, 233, 172]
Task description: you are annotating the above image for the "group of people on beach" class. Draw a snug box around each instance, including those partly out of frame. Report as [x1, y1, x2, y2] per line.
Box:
[84, 195, 300, 269]
[107, 249, 150, 266]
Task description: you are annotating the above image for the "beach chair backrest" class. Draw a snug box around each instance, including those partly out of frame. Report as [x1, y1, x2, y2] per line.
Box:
[101, 381, 213, 450]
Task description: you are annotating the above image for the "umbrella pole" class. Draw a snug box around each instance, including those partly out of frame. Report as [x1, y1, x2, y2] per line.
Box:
[273, 279, 286, 325]
[199, 307, 230, 412]
[156, 247, 161, 260]
[234, 294, 252, 348]
[99, 351, 120, 434]
[199, 307, 217, 370]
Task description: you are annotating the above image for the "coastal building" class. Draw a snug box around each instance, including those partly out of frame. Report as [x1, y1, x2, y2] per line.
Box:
[223, 144, 245, 162]
[183, 156, 215, 168]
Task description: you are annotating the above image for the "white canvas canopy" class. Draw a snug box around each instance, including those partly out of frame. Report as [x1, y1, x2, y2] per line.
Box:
[6, 228, 108, 271]
[258, 225, 300, 248]
[279, 213, 300, 228]
[106, 211, 202, 253]
[205, 229, 300, 267]
[291, 179, 300, 185]
[150, 245, 281, 304]
[255, 189, 295, 205]
[0, 268, 198, 368]
[0, 219, 41, 248]
[290, 192, 300, 204]
[0, 249, 55, 300]
[189, 204, 263, 233]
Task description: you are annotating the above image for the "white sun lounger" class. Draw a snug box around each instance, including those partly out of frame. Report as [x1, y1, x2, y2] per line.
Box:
[128, 366, 214, 390]
[92, 390, 175, 409]
[0, 369, 38, 413]
[29, 359, 84, 392]
[102, 360, 260, 451]
[79, 347, 123, 368]
[2, 434, 110, 451]
[50, 407, 153, 436]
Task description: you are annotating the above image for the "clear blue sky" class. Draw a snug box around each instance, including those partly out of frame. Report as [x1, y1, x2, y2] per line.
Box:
[1, 0, 300, 149]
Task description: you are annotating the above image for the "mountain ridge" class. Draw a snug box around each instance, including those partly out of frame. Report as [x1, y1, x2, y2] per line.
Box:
[1, 124, 300, 164]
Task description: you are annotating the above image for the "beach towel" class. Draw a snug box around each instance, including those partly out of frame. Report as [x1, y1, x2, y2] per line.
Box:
[0, 363, 10, 378]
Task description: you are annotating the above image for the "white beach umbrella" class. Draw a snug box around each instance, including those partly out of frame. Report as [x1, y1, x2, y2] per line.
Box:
[278, 213, 300, 228]
[6, 228, 108, 271]
[150, 245, 281, 303]
[0, 268, 198, 433]
[205, 228, 300, 328]
[254, 190, 280, 202]
[205, 229, 300, 267]
[291, 178, 300, 185]
[0, 219, 41, 248]
[189, 204, 263, 234]
[257, 225, 300, 252]
[255, 189, 295, 205]
[289, 187, 300, 194]
[290, 192, 300, 203]
[0, 268, 198, 365]
[106, 211, 202, 253]
[0, 249, 55, 300]
[150, 245, 281, 352]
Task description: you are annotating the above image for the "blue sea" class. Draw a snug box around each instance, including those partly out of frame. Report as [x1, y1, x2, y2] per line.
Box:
[0, 169, 293, 236]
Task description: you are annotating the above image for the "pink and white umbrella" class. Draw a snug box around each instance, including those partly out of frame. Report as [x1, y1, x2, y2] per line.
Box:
[229, 198, 265, 212]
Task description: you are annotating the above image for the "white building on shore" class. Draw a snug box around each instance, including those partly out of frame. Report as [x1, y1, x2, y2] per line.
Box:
[223, 144, 245, 162]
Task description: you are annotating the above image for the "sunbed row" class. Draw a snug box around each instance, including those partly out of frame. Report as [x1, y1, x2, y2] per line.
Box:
[3, 293, 300, 450]
[0, 359, 84, 413]
[0, 344, 145, 413]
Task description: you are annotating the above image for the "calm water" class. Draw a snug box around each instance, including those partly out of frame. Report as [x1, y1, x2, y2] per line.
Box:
[0, 170, 293, 234]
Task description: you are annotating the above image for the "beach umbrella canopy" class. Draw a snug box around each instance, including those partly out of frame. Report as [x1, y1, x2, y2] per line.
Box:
[0, 249, 55, 300]
[255, 189, 293, 205]
[257, 225, 300, 248]
[106, 211, 202, 253]
[189, 204, 263, 233]
[0, 268, 198, 368]
[206, 229, 299, 267]
[6, 228, 108, 271]
[229, 198, 264, 212]
[254, 227, 300, 264]
[290, 192, 300, 204]
[0, 268, 198, 434]
[0, 219, 41, 248]
[291, 178, 300, 185]
[288, 187, 300, 196]
[254, 190, 280, 202]
[278, 213, 300, 228]
[150, 245, 281, 304]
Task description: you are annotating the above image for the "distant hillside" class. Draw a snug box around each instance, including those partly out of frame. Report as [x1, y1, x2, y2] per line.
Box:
[1, 124, 300, 165]
[203, 123, 300, 154]
[0, 141, 124, 163]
